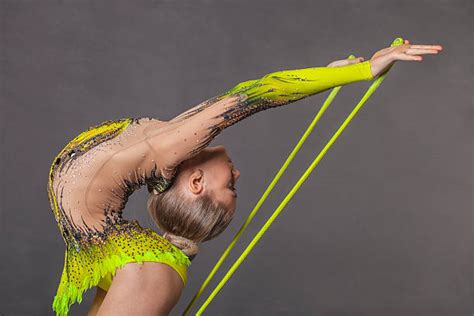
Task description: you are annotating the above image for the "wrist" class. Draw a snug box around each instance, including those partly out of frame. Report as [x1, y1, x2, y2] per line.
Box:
[362, 60, 375, 80]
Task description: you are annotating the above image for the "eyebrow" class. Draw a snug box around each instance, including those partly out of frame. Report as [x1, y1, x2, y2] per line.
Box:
[227, 158, 235, 183]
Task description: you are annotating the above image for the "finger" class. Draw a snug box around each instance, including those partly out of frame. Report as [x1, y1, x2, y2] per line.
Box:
[410, 44, 443, 50]
[405, 48, 440, 55]
[348, 56, 364, 63]
[326, 60, 347, 67]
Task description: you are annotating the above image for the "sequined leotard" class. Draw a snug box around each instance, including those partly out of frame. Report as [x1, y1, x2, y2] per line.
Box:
[48, 61, 374, 315]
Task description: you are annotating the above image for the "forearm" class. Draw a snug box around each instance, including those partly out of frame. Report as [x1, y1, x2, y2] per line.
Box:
[227, 61, 373, 106]
[209, 60, 374, 130]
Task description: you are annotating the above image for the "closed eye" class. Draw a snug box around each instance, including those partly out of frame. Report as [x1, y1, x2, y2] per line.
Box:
[228, 170, 237, 194]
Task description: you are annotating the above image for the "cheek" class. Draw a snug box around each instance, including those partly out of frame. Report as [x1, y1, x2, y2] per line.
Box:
[220, 192, 236, 213]
[230, 196, 237, 212]
[227, 202, 237, 219]
[214, 169, 231, 189]
[206, 170, 227, 190]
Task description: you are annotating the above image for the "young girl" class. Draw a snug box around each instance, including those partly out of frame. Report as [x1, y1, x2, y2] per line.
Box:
[47, 40, 442, 315]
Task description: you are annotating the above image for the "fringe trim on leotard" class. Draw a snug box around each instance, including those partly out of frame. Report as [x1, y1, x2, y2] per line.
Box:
[52, 220, 191, 316]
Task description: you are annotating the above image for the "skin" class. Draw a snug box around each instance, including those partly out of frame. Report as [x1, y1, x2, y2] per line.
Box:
[89, 40, 442, 315]
[87, 288, 106, 316]
[89, 262, 184, 316]
[179, 145, 241, 213]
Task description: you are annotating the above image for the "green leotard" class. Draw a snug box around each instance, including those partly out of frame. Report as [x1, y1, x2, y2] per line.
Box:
[48, 60, 373, 315]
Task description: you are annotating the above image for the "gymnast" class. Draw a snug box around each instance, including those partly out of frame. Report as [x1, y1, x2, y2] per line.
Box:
[47, 39, 442, 315]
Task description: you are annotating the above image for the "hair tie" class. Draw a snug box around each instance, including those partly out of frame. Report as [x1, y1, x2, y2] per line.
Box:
[163, 232, 199, 258]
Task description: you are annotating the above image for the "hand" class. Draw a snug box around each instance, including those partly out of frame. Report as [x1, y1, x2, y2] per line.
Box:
[326, 56, 365, 67]
[369, 39, 443, 77]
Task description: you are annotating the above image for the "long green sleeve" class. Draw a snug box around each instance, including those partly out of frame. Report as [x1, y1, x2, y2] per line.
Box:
[224, 60, 373, 105]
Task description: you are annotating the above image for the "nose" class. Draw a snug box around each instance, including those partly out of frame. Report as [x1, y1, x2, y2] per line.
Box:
[233, 168, 241, 181]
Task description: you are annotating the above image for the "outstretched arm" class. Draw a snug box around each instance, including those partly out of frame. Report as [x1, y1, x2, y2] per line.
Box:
[145, 60, 372, 175]
[171, 60, 373, 123]
[145, 40, 442, 175]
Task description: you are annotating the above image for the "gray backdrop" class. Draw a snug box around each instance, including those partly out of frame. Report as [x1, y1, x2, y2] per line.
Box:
[1, 0, 472, 315]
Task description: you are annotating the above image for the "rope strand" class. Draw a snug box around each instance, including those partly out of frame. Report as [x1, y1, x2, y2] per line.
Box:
[191, 38, 403, 315]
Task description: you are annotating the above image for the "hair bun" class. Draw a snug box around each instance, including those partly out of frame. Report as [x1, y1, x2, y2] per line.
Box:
[162, 232, 199, 259]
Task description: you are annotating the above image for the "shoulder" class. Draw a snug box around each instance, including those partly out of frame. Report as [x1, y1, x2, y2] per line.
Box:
[101, 262, 184, 315]
[116, 261, 184, 292]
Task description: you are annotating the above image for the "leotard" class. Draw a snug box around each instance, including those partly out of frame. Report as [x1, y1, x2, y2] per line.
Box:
[48, 61, 373, 315]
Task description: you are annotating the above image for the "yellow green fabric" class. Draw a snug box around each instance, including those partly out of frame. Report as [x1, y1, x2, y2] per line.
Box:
[223, 60, 373, 102]
[52, 220, 190, 316]
[96, 245, 188, 291]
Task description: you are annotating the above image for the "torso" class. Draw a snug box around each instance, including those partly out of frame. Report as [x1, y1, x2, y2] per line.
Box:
[48, 117, 173, 249]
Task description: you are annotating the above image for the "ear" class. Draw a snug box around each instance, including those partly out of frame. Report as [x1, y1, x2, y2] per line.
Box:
[188, 169, 204, 195]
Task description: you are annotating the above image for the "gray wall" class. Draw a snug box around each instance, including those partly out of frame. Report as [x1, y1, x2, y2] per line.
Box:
[1, 1, 472, 315]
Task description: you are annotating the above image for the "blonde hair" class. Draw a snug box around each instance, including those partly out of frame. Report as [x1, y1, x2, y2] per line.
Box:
[147, 181, 234, 260]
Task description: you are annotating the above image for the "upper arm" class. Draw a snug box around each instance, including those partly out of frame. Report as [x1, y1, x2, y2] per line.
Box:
[97, 262, 184, 316]
[87, 287, 107, 316]
[144, 93, 246, 173]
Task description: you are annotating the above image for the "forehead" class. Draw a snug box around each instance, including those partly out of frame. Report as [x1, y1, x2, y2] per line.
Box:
[208, 146, 231, 159]
[216, 151, 234, 168]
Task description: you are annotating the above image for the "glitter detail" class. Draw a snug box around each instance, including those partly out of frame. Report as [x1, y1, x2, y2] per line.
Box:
[52, 220, 190, 316]
[145, 163, 174, 194]
[47, 117, 189, 316]
[48, 118, 135, 249]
